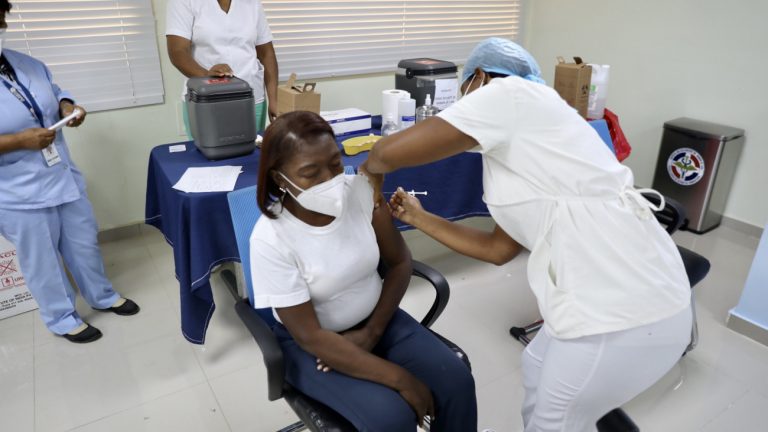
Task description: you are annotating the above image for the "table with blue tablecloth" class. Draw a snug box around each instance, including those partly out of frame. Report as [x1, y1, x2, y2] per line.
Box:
[145, 135, 488, 344]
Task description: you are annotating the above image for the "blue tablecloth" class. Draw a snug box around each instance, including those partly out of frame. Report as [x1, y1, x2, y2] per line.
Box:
[145, 137, 488, 344]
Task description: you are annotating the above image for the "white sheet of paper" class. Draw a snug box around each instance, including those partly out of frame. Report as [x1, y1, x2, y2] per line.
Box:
[169, 144, 187, 153]
[172, 166, 243, 193]
[433, 78, 459, 110]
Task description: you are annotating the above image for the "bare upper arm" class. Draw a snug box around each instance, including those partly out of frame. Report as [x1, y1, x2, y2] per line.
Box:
[274, 301, 323, 347]
[491, 224, 523, 265]
[371, 197, 411, 270]
[166, 35, 192, 57]
[255, 41, 275, 54]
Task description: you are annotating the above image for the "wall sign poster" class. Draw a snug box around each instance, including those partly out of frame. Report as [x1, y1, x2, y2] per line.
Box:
[0, 235, 39, 320]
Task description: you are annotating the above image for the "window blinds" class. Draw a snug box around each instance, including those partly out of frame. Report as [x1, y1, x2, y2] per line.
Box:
[262, 0, 522, 81]
[4, 0, 164, 112]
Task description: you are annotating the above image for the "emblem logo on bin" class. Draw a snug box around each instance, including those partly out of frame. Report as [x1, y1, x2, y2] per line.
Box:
[667, 148, 705, 186]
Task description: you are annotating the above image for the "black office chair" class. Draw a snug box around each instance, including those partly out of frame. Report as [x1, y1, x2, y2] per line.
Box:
[509, 193, 711, 432]
[221, 260, 469, 432]
[225, 184, 471, 431]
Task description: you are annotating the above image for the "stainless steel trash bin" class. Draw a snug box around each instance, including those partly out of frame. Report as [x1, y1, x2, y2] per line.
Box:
[651, 118, 744, 234]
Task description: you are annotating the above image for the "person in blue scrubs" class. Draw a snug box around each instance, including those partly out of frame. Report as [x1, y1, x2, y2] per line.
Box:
[0, 2, 139, 343]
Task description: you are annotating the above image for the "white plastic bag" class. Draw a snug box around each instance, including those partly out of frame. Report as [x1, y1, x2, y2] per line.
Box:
[587, 64, 610, 119]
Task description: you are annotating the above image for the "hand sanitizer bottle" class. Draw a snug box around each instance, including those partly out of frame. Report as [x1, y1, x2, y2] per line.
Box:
[415, 94, 440, 123]
[381, 114, 399, 136]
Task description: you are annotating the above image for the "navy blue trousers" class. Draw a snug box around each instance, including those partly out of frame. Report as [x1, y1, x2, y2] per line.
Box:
[273, 309, 477, 432]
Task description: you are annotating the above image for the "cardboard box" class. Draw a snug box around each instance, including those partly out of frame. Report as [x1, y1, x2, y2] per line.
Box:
[320, 108, 372, 137]
[554, 56, 592, 118]
[277, 73, 321, 115]
[0, 235, 38, 320]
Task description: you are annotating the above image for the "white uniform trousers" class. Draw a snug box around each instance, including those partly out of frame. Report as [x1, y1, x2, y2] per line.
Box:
[522, 305, 693, 432]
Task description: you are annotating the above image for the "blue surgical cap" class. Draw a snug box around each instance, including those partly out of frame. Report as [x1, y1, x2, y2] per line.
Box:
[462, 37, 545, 85]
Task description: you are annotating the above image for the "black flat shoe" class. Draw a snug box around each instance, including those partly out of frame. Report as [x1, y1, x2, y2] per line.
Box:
[62, 324, 102, 344]
[96, 298, 140, 316]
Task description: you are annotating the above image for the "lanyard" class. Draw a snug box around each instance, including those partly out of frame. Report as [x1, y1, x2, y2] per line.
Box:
[1, 77, 46, 128]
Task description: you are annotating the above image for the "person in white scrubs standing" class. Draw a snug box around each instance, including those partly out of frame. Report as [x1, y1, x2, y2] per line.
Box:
[362, 37, 693, 431]
[166, 0, 278, 133]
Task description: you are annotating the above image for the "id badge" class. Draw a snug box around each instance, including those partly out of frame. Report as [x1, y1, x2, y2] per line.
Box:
[42, 144, 62, 167]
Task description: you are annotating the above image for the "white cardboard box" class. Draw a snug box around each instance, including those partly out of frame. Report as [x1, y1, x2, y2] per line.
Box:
[321, 108, 372, 137]
[0, 235, 38, 320]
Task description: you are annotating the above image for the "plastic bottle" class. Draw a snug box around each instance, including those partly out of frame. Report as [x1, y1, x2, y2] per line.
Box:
[398, 98, 416, 130]
[587, 64, 610, 119]
[415, 94, 440, 123]
[381, 114, 399, 136]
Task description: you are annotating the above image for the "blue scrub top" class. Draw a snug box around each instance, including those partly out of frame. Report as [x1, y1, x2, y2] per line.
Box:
[0, 49, 86, 210]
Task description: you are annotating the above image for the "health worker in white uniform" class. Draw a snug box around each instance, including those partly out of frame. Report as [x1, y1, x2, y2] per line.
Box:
[362, 37, 693, 432]
[0, 2, 139, 344]
[166, 0, 278, 134]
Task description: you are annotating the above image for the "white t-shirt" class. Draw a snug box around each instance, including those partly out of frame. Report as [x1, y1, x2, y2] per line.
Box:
[249, 175, 383, 332]
[166, 0, 273, 103]
[438, 76, 690, 339]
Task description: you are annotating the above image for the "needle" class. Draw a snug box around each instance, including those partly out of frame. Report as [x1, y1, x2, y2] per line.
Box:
[385, 190, 428, 197]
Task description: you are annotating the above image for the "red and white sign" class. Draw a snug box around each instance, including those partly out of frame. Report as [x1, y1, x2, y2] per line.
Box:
[0, 235, 38, 320]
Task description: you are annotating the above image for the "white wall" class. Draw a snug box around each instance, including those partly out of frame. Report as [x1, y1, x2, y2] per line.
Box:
[62, 0, 398, 230]
[522, 0, 768, 227]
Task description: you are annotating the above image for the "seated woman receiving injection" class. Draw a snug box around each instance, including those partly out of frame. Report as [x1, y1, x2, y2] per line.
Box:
[249, 111, 477, 432]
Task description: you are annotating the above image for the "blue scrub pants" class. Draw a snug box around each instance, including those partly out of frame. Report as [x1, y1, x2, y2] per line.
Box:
[0, 197, 119, 334]
[273, 309, 478, 432]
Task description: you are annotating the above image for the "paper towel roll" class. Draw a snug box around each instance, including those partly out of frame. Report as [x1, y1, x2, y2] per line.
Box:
[382, 89, 410, 122]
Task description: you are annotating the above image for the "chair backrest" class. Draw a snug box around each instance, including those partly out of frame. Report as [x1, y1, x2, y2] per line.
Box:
[646, 193, 687, 235]
[226, 185, 277, 325]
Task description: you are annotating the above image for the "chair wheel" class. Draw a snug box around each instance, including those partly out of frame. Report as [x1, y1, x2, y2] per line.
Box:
[509, 326, 527, 340]
[596, 408, 639, 432]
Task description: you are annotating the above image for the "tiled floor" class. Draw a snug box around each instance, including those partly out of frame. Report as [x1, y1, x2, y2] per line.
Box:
[1, 219, 766, 432]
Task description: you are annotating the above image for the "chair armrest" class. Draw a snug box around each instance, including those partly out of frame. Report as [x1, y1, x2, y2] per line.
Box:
[677, 246, 711, 287]
[644, 192, 687, 235]
[411, 260, 450, 328]
[234, 299, 285, 401]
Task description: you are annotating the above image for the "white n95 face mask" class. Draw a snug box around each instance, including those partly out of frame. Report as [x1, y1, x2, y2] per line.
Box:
[279, 172, 346, 218]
